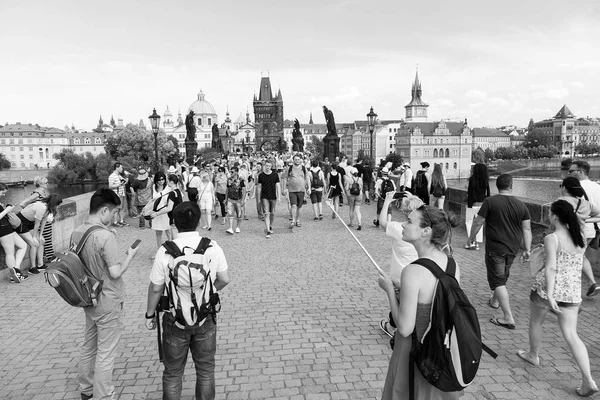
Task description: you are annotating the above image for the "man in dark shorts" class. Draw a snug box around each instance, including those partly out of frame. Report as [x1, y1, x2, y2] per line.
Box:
[362, 161, 373, 204]
[283, 154, 311, 228]
[256, 160, 281, 239]
[468, 173, 531, 330]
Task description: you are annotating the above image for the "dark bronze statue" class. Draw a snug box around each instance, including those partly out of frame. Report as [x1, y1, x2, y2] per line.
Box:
[323, 106, 337, 136]
[291, 118, 304, 152]
[185, 110, 196, 141]
[211, 123, 223, 153]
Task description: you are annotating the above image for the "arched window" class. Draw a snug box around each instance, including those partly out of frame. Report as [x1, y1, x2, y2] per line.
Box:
[95, 137, 102, 144]
[74, 138, 80, 144]
[433, 149, 438, 158]
[445, 148, 450, 157]
[84, 137, 91, 144]
[453, 162, 457, 169]
[439, 148, 444, 158]
[445, 163, 449, 169]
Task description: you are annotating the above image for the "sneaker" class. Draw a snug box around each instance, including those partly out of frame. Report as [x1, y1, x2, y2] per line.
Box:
[9, 268, 21, 283]
[207, 227, 212, 231]
[473, 242, 480, 250]
[464, 242, 476, 250]
[19, 275, 29, 282]
[202, 226, 208, 229]
[357, 225, 362, 231]
[235, 227, 241, 233]
[37, 264, 48, 270]
[29, 267, 40, 275]
[214, 215, 219, 220]
[265, 233, 271, 239]
[244, 216, 249, 220]
[319, 214, 323, 220]
[587, 283, 600, 297]
[295, 222, 301, 227]
[226, 228, 234, 235]
[119, 221, 129, 226]
[379, 319, 395, 338]
[348, 223, 353, 227]
[289, 222, 295, 228]
[332, 214, 336, 219]
[314, 217, 319, 221]
[81, 393, 93, 400]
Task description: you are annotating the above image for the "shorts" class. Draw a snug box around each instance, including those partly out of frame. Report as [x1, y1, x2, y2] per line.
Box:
[227, 200, 242, 217]
[530, 290, 579, 309]
[347, 194, 362, 206]
[16, 213, 35, 234]
[0, 223, 14, 237]
[485, 251, 516, 290]
[261, 198, 277, 213]
[199, 197, 213, 211]
[310, 191, 323, 204]
[288, 191, 305, 206]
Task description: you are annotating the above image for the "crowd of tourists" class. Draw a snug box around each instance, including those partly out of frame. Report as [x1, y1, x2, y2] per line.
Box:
[5, 152, 600, 399]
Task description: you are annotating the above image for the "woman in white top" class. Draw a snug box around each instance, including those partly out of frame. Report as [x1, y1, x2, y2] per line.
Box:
[198, 171, 216, 230]
[518, 200, 598, 397]
[149, 172, 171, 254]
[378, 190, 423, 338]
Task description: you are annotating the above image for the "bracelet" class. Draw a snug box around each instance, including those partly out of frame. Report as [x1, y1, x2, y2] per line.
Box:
[145, 312, 156, 319]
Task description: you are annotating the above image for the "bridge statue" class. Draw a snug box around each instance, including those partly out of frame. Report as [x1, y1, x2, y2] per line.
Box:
[184, 111, 198, 165]
[212, 123, 223, 153]
[322, 106, 339, 160]
[291, 118, 304, 152]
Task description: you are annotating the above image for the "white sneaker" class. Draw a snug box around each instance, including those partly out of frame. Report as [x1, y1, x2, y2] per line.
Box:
[235, 227, 241, 233]
[226, 229, 234, 235]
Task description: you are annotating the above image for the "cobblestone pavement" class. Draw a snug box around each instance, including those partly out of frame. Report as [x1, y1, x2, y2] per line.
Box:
[1, 198, 599, 399]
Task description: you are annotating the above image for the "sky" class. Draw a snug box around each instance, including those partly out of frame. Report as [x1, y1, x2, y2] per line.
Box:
[1, 0, 599, 131]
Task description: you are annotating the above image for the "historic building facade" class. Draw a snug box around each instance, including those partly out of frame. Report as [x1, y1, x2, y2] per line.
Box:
[0, 123, 69, 169]
[394, 72, 473, 179]
[253, 77, 284, 151]
[471, 128, 511, 151]
[531, 105, 600, 156]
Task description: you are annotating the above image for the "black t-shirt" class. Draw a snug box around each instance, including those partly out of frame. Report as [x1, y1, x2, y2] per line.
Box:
[258, 171, 280, 200]
[362, 166, 373, 183]
[335, 166, 346, 184]
[353, 163, 364, 178]
[478, 194, 531, 255]
[167, 189, 183, 223]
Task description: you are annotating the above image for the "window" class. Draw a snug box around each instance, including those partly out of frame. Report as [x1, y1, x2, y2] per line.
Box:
[390, 144, 393, 149]
[433, 149, 438, 157]
[74, 138, 80, 144]
[389, 128, 392, 133]
[208, 118, 212, 126]
[20, 155, 24, 160]
[10, 147, 14, 151]
[445, 163, 449, 169]
[445, 148, 450, 157]
[453, 162, 457, 169]
[29, 147, 33, 151]
[95, 138, 101, 144]
[389, 136, 392, 140]
[9, 139, 14, 144]
[198, 118, 202, 125]
[84, 138, 91, 144]
[18, 139, 23, 144]
[27, 138, 32, 143]
[29, 154, 33, 160]
[93, 147, 96, 151]
[0, 139, 4, 144]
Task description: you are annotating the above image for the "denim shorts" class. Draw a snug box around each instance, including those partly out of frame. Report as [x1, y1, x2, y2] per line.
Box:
[530, 290, 579, 309]
[485, 251, 516, 290]
[288, 191, 305, 206]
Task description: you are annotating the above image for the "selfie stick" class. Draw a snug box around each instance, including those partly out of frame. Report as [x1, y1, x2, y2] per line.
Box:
[325, 199, 386, 275]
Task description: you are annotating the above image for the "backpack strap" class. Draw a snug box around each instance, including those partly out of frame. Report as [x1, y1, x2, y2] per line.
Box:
[194, 237, 212, 255]
[73, 225, 105, 255]
[163, 241, 184, 258]
[411, 257, 455, 279]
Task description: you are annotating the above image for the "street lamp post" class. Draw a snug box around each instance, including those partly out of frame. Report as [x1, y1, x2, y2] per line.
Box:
[148, 108, 161, 173]
[367, 106, 377, 163]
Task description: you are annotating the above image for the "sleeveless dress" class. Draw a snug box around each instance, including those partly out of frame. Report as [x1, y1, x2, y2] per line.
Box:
[382, 303, 463, 399]
[328, 172, 342, 198]
[151, 186, 171, 231]
[531, 233, 584, 304]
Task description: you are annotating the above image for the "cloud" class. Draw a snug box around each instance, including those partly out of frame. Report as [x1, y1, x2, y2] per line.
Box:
[465, 90, 488, 100]
[308, 86, 361, 105]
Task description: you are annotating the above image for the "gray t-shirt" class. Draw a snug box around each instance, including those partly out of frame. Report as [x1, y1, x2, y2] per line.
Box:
[285, 165, 308, 193]
[72, 222, 123, 316]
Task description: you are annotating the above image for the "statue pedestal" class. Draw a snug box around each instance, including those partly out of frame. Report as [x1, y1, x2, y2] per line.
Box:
[185, 139, 198, 166]
[323, 134, 340, 160]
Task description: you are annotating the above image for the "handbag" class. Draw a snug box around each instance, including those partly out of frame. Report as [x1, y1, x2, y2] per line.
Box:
[589, 224, 600, 250]
[7, 211, 21, 229]
[141, 190, 171, 220]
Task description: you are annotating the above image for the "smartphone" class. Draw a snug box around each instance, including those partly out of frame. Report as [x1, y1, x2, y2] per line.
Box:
[131, 239, 141, 249]
[393, 192, 406, 199]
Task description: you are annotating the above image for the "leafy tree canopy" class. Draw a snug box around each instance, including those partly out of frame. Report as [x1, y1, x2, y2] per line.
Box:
[0, 153, 11, 170]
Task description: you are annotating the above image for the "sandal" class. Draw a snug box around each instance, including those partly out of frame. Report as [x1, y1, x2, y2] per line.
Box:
[295, 222, 301, 227]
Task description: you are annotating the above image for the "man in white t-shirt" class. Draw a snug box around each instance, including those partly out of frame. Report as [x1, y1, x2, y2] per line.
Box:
[145, 201, 230, 399]
[569, 160, 600, 297]
[377, 190, 422, 339]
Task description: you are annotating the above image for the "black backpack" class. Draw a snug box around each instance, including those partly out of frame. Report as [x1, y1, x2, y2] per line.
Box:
[432, 183, 445, 198]
[414, 170, 427, 191]
[380, 178, 394, 197]
[311, 170, 324, 189]
[349, 178, 361, 195]
[409, 258, 496, 398]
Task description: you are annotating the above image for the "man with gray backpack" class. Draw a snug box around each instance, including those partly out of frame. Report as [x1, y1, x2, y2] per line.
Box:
[145, 201, 230, 400]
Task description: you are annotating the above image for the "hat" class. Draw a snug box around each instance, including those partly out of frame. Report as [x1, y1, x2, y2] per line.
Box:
[381, 167, 389, 174]
[420, 162, 430, 168]
[167, 166, 177, 174]
[137, 168, 148, 180]
[191, 166, 199, 173]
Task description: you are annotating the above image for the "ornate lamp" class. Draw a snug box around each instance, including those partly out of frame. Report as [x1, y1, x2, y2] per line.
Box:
[367, 106, 378, 162]
[148, 108, 161, 173]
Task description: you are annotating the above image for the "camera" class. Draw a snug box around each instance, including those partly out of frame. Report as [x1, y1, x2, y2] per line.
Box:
[393, 192, 407, 200]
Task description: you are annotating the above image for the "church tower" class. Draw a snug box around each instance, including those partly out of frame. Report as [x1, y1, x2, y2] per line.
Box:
[404, 69, 428, 122]
[253, 76, 284, 151]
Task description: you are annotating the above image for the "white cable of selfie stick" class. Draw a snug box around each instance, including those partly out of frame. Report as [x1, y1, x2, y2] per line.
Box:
[325, 198, 386, 275]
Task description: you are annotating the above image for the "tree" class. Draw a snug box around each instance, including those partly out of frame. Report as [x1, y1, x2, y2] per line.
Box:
[0, 153, 11, 170]
[49, 149, 96, 185]
[523, 129, 552, 148]
[357, 149, 373, 167]
[527, 118, 534, 133]
[165, 135, 181, 165]
[104, 123, 177, 168]
[305, 135, 324, 160]
[484, 148, 495, 162]
[384, 152, 403, 171]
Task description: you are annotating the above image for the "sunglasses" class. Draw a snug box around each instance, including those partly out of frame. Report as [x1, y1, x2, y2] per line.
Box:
[568, 169, 580, 173]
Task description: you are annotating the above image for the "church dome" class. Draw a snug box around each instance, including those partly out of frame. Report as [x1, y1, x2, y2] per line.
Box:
[188, 90, 216, 115]
[164, 106, 173, 117]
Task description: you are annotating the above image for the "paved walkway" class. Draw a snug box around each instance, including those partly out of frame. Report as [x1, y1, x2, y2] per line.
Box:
[1, 198, 599, 399]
